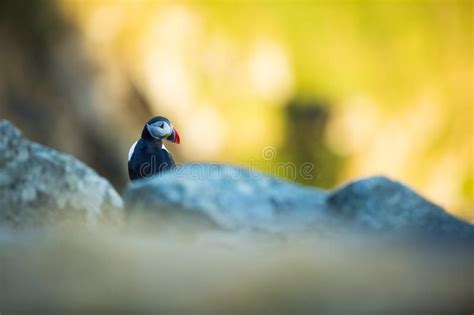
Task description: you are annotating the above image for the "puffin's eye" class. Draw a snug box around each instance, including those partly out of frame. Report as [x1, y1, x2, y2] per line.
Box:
[159, 122, 165, 128]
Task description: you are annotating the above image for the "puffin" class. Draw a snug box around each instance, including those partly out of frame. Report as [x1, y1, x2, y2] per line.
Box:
[128, 116, 180, 180]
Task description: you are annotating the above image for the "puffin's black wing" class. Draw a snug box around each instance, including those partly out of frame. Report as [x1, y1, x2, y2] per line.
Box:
[161, 147, 176, 169]
[128, 162, 140, 180]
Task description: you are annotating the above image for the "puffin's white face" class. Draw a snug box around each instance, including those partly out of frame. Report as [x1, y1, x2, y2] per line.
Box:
[146, 120, 173, 140]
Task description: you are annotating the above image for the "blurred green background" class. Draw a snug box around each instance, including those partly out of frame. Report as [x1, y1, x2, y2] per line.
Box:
[0, 0, 472, 221]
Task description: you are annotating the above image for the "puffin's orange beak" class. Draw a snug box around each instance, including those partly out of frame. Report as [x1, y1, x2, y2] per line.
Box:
[171, 127, 180, 144]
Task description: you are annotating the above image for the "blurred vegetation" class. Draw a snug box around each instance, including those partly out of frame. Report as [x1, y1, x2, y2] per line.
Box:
[281, 98, 342, 187]
[0, 0, 472, 221]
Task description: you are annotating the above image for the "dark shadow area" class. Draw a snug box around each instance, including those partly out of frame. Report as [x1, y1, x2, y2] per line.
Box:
[281, 97, 343, 188]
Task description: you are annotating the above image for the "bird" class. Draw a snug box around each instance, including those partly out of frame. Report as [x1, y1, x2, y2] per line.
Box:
[128, 116, 180, 180]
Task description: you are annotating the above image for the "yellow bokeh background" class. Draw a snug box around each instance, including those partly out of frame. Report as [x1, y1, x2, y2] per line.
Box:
[2, 0, 471, 220]
[59, 0, 472, 221]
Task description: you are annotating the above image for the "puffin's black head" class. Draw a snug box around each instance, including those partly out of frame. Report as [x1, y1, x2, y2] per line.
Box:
[142, 116, 180, 144]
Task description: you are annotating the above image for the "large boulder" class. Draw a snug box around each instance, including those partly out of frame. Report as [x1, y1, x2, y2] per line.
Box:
[124, 163, 474, 240]
[0, 120, 123, 227]
[327, 177, 474, 240]
[124, 163, 327, 233]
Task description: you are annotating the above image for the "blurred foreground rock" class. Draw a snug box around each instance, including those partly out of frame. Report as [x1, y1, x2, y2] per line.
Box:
[0, 120, 123, 227]
[124, 164, 327, 233]
[125, 163, 474, 240]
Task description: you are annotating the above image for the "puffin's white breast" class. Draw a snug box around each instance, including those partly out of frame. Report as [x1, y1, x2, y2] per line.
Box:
[128, 141, 138, 161]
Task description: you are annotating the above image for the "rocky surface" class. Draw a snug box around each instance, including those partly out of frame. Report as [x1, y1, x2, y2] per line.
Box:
[1, 119, 473, 240]
[125, 163, 474, 240]
[327, 177, 474, 239]
[1, 122, 472, 313]
[124, 164, 327, 233]
[0, 120, 123, 227]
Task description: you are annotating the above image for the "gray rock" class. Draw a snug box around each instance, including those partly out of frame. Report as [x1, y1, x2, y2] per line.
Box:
[327, 176, 474, 240]
[0, 120, 123, 227]
[124, 163, 474, 240]
[124, 163, 327, 233]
